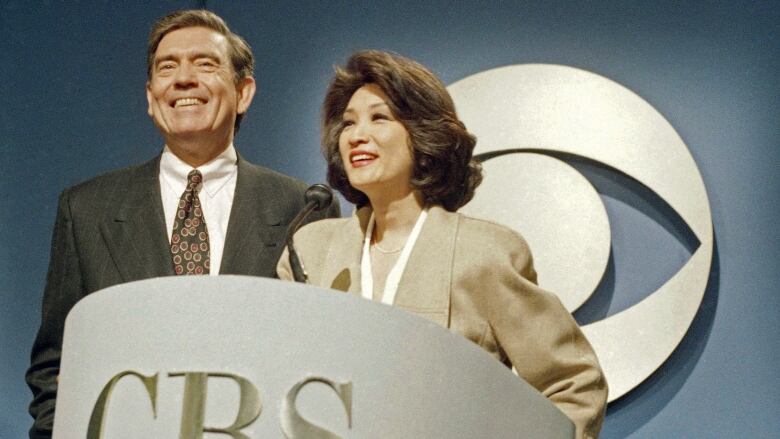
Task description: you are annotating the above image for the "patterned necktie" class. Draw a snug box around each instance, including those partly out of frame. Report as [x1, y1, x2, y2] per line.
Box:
[170, 170, 210, 275]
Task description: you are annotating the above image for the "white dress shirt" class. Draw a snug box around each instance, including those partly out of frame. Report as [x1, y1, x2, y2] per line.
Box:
[159, 144, 238, 275]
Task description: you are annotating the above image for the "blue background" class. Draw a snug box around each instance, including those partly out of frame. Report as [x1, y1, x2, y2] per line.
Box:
[2, 1, 778, 437]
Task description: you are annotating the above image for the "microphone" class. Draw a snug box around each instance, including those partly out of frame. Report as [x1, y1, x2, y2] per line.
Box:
[303, 184, 334, 211]
[285, 184, 334, 283]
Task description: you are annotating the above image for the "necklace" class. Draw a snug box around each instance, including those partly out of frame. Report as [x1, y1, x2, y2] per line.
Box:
[372, 240, 403, 254]
[361, 209, 429, 305]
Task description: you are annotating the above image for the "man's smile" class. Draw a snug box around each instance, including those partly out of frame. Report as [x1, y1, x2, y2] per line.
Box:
[172, 97, 206, 108]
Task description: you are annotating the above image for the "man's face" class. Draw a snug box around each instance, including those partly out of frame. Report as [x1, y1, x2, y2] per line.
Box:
[146, 26, 254, 162]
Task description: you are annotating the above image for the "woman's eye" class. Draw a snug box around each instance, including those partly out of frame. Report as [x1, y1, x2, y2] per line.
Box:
[372, 113, 389, 121]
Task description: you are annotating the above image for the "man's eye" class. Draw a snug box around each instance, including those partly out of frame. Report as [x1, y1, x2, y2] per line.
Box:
[157, 63, 176, 72]
[197, 60, 218, 69]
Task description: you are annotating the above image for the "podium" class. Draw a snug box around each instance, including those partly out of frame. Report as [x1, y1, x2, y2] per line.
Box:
[54, 276, 574, 438]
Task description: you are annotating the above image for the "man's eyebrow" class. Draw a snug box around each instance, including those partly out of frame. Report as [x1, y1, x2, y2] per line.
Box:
[190, 51, 222, 61]
[154, 51, 222, 66]
[154, 54, 177, 65]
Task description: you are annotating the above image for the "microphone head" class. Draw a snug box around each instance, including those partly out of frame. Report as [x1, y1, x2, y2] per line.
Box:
[304, 184, 334, 211]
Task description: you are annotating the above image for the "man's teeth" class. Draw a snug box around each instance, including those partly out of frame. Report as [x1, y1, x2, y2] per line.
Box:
[174, 98, 203, 107]
[351, 154, 375, 162]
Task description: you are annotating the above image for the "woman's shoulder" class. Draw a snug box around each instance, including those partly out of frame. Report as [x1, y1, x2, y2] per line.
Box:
[295, 216, 354, 240]
[453, 211, 532, 253]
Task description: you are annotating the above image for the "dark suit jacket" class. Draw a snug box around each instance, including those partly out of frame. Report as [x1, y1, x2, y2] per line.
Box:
[25, 154, 339, 438]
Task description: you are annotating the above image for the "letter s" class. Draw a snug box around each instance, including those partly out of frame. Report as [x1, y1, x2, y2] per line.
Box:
[280, 376, 353, 439]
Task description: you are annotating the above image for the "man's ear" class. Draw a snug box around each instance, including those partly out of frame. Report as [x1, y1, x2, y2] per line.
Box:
[146, 82, 154, 117]
[236, 76, 257, 115]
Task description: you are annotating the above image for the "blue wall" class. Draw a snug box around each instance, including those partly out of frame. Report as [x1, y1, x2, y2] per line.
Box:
[2, 1, 778, 437]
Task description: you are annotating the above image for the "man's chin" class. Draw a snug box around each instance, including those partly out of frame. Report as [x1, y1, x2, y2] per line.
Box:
[163, 129, 218, 146]
[164, 132, 232, 166]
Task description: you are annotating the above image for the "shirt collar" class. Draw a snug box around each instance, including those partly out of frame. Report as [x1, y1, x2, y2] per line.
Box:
[160, 144, 238, 198]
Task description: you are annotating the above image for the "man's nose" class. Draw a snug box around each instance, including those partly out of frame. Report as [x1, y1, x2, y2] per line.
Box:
[173, 63, 198, 87]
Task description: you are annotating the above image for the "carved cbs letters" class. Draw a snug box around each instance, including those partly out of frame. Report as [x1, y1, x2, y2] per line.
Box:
[87, 371, 159, 439]
[87, 371, 353, 439]
[280, 376, 353, 439]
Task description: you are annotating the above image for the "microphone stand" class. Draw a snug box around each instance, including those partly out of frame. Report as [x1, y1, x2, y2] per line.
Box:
[284, 184, 333, 283]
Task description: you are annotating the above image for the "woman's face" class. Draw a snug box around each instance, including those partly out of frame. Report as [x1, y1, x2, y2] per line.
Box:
[339, 84, 414, 200]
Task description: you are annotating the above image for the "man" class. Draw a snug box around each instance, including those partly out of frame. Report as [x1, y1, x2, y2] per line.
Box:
[25, 10, 339, 438]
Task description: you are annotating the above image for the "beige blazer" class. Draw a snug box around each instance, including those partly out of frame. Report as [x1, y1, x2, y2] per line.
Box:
[278, 205, 607, 438]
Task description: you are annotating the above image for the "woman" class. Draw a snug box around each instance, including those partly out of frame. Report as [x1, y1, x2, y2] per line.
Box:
[278, 50, 607, 438]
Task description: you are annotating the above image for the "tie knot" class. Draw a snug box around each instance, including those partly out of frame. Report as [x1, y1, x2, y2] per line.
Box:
[187, 170, 203, 191]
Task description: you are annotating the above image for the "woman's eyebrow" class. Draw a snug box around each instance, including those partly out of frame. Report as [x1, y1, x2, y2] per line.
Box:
[343, 102, 389, 114]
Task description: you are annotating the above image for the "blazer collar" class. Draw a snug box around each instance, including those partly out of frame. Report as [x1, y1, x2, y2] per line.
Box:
[330, 205, 456, 326]
[323, 206, 371, 293]
[394, 206, 456, 325]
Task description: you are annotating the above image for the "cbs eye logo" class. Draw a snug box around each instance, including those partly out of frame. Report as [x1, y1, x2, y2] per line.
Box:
[449, 64, 713, 401]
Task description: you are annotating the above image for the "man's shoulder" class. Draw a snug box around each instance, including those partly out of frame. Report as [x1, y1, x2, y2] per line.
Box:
[61, 157, 160, 206]
[235, 157, 343, 221]
[237, 158, 309, 194]
[65, 157, 158, 199]
[241, 161, 308, 187]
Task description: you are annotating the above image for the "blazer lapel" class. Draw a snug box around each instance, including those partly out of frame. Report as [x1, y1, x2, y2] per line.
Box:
[220, 156, 284, 276]
[100, 156, 174, 282]
[322, 207, 370, 293]
[392, 206, 456, 327]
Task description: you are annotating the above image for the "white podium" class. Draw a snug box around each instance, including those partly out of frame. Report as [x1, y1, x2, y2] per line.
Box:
[54, 276, 573, 438]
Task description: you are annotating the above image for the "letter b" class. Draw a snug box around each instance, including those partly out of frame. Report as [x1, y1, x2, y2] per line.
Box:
[169, 371, 262, 439]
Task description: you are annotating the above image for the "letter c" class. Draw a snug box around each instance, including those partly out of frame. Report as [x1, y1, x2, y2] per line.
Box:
[87, 370, 158, 439]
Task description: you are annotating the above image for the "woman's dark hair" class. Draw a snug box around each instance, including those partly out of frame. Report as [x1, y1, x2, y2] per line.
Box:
[322, 50, 482, 211]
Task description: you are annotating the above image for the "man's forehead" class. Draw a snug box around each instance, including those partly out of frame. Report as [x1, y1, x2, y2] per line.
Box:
[155, 26, 229, 58]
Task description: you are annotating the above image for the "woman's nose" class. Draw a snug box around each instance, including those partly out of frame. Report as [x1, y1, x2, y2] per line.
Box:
[347, 122, 369, 146]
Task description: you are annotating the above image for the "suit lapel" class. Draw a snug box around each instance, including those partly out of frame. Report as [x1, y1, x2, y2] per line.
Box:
[100, 156, 174, 282]
[220, 156, 284, 276]
[393, 206, 456, 327]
